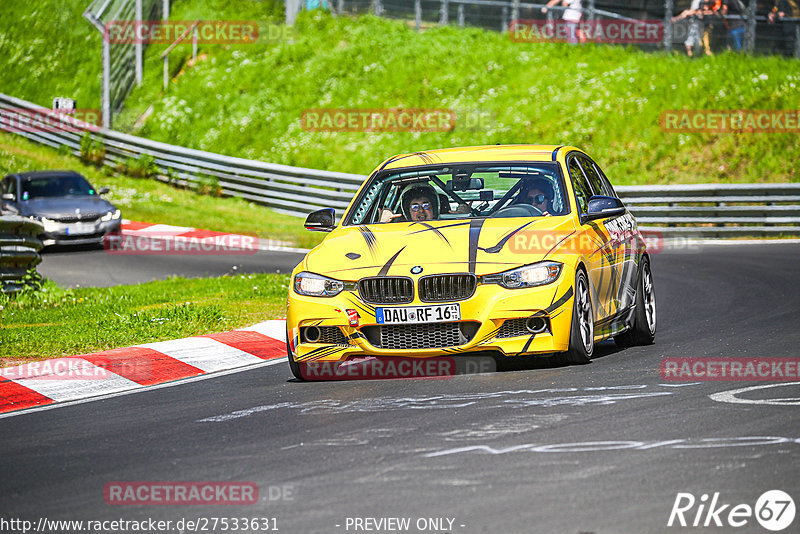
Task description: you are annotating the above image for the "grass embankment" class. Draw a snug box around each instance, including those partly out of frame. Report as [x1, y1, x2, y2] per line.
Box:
[0, 274, 290, 362]
[3, 2, 798, 185]
[0, 132, 324, 248]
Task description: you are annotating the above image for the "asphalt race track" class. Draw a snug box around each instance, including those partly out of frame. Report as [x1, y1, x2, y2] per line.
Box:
[37, 245, 306, 287]
[2, 242, 799, 533]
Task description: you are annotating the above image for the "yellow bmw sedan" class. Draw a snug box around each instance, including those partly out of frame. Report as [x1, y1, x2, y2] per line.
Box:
[287, 145, 656, 380]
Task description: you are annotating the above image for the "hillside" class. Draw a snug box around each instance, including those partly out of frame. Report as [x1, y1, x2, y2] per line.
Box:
[1, 2, 798, 184]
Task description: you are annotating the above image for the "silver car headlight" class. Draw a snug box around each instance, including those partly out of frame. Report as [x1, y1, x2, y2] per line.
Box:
[293, 272, 346, 297]
[100, 209, 121, 221]
[483, 261, 562, 289]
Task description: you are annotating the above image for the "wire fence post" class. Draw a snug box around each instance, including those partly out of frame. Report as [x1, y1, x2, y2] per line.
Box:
[415, 0, 422, 30]
[587, 0, 596, 23]
[192, 25, 198, 60]
[796, 25, 800, 58]
[458, 4, 464, 27]
[440, 0, 449, 24]
[162, 0, 169, 18]
[374, 0, 383, 17]
[511, 0, 519, 24]
[337, 0, 344, 15]
[135, 0, 142, 84]
[663, 0, 673, 52]
[745, 0, 756, 52]
[501, 5, 508, 31]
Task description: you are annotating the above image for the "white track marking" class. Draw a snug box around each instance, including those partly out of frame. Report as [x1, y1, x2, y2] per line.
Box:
[136, 337, 264, 373]
[0, 358, 288, 420]
[243, 320, 287, 341]
[709, 382, 800, 406]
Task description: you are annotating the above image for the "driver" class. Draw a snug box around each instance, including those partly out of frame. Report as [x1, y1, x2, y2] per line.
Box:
[517, 178, 554, 216]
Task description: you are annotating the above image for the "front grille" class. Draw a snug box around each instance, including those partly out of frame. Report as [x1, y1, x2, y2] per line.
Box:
[55, 215, 101, 223]
[419, 274, 477, 302]
[498, 318, 529, 338]
[358, 277, 413, 304]
[360, 322, 479, 350]
[317, 326, 350, 345]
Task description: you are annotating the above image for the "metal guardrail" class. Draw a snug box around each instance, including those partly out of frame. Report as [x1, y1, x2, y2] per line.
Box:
[1, 92, 798, 237]
[0, 216, 44, 293]
[617, 183, 800, 237]
[0, 93, 365, 219]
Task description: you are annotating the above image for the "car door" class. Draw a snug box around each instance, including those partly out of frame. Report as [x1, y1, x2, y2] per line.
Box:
[576, 155, 637, 320]
[566, 153, 614, 325]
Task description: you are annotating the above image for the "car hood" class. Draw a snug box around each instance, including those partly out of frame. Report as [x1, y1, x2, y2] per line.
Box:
[304, 216, 578, 279]
[20, 197, 116, 219]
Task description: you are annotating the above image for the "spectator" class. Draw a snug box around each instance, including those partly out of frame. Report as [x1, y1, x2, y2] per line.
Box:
[673, 0, 705, 57]
[541, 0, 585, 44]
[769, 0, 800, 56]
[701, 0, 723, 56]
[722, 0, 747, 51]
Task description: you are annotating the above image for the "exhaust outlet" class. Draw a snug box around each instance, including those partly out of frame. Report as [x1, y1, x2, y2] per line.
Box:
[304, 325, 321, 343]
[525, 316, 547, 334]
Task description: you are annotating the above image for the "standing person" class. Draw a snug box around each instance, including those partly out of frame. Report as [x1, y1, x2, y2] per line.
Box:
[673, 0, 705, 56]
[541, 0, 585, 44]
[769, 0, 800, 56]
[722, 0, 747, 51]
[701, 0, 723, 56]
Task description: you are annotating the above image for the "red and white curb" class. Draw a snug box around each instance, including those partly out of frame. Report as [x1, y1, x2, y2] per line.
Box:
[0, 320, 288, 417]
[120, 220, 309, 253]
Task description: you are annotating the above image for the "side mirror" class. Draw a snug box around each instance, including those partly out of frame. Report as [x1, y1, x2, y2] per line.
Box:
[98, 187, 110, 195]
[583, 195, 625, 222]
[304, 208, 336, 232]
[1, 193, 14, 201]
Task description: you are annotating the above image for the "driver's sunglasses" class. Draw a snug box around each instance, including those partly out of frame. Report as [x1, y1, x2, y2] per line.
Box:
[528, 194, 547, 204]
[410, 202, 432, 212]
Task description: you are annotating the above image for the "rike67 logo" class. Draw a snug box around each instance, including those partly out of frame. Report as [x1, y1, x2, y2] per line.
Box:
[668, 490, 795, 531]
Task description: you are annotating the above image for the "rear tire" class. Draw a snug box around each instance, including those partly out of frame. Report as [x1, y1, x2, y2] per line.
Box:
[563, 269, 594, 365]
[615, 257, 656, 348]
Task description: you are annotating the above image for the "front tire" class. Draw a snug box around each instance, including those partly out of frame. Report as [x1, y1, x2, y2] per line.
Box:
[615, 257, 656, 348]
[287, 333, 305, 381]
[564, 269, 594, 364]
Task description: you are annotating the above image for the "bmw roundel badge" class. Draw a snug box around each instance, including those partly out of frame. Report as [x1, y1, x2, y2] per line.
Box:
[410, 266, 423, 275]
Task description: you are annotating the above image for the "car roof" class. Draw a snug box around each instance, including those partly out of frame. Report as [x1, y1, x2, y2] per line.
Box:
[14, 170, 85, 180]
[379, 144, 580, 171]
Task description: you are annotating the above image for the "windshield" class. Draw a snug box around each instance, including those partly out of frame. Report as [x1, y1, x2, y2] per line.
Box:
[21, 174, 96, 200]
[346, 163, 569, 225]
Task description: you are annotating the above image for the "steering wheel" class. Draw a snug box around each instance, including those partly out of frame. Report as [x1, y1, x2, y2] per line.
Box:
[489, 204, 544, 218]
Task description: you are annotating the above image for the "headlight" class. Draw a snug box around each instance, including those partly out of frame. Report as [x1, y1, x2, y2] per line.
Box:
[483, 261, 562, 289]
[294, 272, 345, 297]
[101, 209, 121, 221]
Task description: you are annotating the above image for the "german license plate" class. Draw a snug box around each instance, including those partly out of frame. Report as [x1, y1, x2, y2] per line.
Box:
[376, 303, 461, 324]
[65, 222, 95, 235]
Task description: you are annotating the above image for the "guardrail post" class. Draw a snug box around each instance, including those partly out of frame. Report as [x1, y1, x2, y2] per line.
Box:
[663, 0, 673, 52]
[440, 0, 449, 24]
[415, 0, 422, 30]
[458, 4, 464, 27]
[163, 55, 169, 90]
[744, 0, 756, 52]
[0, 216, 44, 294]
[192, 25, 198, 60]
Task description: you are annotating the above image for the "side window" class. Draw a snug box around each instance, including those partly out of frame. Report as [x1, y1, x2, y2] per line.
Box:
[8, 178, 17, 199]
[568, 157, 592, 214]
[591, 160, 618, 198]
[577, 156, 609, 197]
